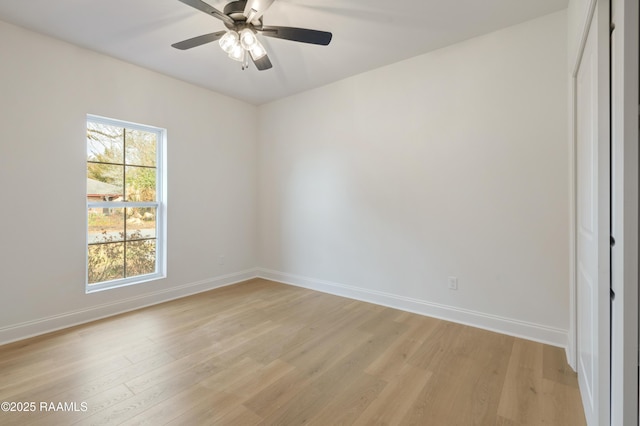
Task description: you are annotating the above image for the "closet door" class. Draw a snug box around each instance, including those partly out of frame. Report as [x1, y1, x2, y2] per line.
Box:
[575, 0, 610, 424]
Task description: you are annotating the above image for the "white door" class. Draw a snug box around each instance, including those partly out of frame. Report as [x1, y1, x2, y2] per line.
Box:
[575, 0, 610, 425]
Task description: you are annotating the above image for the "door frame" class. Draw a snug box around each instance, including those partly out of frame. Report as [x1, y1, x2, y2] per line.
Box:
[610, 0, 639, 424]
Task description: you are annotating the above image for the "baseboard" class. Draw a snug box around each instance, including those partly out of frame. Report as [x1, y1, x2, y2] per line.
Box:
[565, 335, 577, 371]
[0, 269, 259, 346]
[1, 268, 569, 350]
[257, 268, 568, 349]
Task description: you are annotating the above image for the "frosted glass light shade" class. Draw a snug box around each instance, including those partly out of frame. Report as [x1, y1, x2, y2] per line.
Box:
[219, 31, 239, 53]
[239, 29, 257, 50]
[249, 40, 267, 60]
[228, 43, 245, 62]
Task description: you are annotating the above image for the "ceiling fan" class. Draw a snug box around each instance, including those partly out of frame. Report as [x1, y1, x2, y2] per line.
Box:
[172, 0, 332, 71]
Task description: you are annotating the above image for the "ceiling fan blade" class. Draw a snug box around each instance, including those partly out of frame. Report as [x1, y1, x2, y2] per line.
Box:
[258, 26, 332, 45]
[243, 0, 275, 23]
[251, 53, 273, 71]
[178, 0, 235, 27]
[172, 31, 227, 50]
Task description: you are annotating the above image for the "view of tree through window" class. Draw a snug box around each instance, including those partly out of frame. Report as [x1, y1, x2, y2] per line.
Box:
[86, 116, 164, 288]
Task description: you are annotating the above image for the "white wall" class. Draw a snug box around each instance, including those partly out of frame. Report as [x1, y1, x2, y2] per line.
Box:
[257, 11, 569, 345]
[0, 19, 258, 343]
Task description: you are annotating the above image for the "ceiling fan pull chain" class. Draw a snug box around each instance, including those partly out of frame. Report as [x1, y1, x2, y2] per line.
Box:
[242, 50, 250, 70]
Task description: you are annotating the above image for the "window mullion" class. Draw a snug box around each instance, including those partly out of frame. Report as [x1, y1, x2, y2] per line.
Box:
[87, 202, 158, 209]
[123, 128, 127, 278]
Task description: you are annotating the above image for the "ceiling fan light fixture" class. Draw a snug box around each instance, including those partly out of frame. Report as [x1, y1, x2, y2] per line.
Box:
[228, 43, 245, 61]
[239, 28, 258, 50]
[249, 40, 267, 60]
[219, 30, 239, 53]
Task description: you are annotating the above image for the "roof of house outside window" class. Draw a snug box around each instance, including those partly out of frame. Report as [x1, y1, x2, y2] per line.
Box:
[87, 178, 121, 198]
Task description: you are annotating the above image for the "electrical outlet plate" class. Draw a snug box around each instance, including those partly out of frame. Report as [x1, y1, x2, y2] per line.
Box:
[447, 276, 458, 290]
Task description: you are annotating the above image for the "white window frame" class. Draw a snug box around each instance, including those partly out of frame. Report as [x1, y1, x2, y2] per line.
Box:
[86, 114, 166, 293]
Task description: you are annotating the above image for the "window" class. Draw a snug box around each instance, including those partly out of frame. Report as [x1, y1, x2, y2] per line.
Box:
[86, 115, 165, 292]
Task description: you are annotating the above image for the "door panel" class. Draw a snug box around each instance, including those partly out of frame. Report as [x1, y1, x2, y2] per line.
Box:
[576, 21, 598, 413]
[575, 1, 610, 424]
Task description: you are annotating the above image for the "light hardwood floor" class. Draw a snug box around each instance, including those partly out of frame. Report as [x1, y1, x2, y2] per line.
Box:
[0, 278, 585, 425]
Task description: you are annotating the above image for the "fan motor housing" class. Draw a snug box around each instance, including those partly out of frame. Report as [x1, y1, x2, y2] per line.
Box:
[223, 1, 248, 23]
[222, 1, 263, 30]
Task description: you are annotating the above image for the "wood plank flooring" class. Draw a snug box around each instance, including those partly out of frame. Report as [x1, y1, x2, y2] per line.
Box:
[0, 278, 586, 425]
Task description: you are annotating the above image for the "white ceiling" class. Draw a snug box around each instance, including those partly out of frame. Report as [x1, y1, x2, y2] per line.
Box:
[0, 0, 568, 105]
